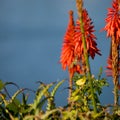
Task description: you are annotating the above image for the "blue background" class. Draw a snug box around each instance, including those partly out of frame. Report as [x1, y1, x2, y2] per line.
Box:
[0, 0, 114, 106]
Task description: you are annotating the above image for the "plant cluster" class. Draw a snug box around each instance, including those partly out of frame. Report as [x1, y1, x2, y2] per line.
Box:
[1, 0, 120, 119]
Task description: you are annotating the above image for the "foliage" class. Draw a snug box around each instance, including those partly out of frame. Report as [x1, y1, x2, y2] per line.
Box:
[0, 74, 119, 120]
[69, 67, 108, 112]
[0, 80, 65, 120]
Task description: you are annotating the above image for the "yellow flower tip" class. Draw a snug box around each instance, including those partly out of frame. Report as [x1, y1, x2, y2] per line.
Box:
[76, 76, 86, 86]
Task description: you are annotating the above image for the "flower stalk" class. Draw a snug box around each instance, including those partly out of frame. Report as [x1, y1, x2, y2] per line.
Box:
[76, 0, 97, 113]
[104, 0, 120, 106]
[111, 35, 119, 106]
[59, 10, 83, 103]
[68, 70, 73, 102]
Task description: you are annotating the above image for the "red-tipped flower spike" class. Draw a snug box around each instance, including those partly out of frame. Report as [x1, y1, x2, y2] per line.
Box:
[104, 0, 120, 77]
[74, 9, 101, 59]
[60, 10, 75, 70]
[60, 9, 101, 77]
[104, 0, 120, 104]
[106, 54, 120, 76]
[103, 0, 120, 43]
[60, 10, 82, 77]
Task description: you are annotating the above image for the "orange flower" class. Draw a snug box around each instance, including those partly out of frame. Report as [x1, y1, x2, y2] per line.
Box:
[104, 0, 120, 77]
[60, 9, 101, 77]
[60, 10, 82, 77]
[103, 0, 120, 43]
[60, 10, 75, 70]
[74, 9, 101, 59]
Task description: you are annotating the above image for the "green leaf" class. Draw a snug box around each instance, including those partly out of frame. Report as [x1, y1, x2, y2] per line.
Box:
[76, 76, 86, 86]
[46, 80, 65, 111]
[6, 98, 20, 115]
[40, 109, 59, 119]
[32, 83, 53, 115]
[10, 89, 24, 102]
[51, 80, 65, 97]
[4, 82, 19, 89]
[22, 93, 28, 105]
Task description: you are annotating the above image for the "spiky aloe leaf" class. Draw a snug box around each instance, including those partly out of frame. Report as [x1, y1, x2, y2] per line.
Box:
[22, 93, 28, 106]
[24, 109, 60, 120]
[21, 88, 35, 105]
[0, 81, 22, 106]
[46, 80, 65, 111]
[0, 92, 8, 106]
[2, 82, 20, 101]
[1, 88, 28, 108]
[23, 115, 35, 120]
[31, 83, 53, 115]
[1, 89, 25, 118]
[10, 89, 24, 102]
[0, 105, 9, 120]
[6, 98, 20, 115]
[0, 98, 17, 120]
[4, 82, 19, 89]
[51, 80, 65, 97]
[36, 97, 48, 111]
[40, 109, 60, 120]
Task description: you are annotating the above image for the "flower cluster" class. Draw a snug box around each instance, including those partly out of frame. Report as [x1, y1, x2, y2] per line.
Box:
[104, 0, 120, 43]
[75, 9, 101, 59]
[104, 0, 120, 76]
[60, 9, 101, 77]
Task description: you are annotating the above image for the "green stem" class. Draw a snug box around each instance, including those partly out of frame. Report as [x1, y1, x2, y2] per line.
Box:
[79, 17, 97, 113]
[68, 72, 72, 103]
[114, 85, 119, 106]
